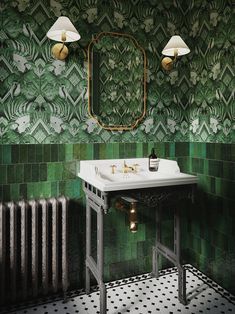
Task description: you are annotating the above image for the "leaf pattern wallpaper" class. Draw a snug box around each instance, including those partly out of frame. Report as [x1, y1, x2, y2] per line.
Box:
[0, 0, 234, 144]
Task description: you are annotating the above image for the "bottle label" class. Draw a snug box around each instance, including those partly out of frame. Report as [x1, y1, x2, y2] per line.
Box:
[150, 159, 159, 169]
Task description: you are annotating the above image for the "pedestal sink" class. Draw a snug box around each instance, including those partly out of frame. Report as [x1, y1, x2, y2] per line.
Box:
[78, 158, 198, 314]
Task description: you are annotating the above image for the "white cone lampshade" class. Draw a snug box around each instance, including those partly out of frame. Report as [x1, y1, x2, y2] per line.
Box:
[162, 35, 190, 56]
[47, 16, 81, 42]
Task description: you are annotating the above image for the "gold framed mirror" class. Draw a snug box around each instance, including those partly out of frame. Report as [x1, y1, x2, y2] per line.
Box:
[88, 32, 147, 131]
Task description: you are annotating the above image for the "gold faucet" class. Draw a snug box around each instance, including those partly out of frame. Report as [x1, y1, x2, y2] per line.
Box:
[110, 164, 117, 174]
[123, 160, 135, 173]
[132, 163, 139, 173]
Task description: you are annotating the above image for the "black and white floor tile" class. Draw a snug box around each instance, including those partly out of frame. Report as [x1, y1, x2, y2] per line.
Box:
[2, 265, 235, 314]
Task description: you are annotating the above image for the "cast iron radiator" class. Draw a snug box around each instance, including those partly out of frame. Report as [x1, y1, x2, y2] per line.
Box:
[0, 196, 69, 305]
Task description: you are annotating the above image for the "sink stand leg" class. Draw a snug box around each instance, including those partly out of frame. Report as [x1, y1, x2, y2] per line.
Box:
[100, 282, 107, 314]
[97, 207, 107, 314]
[174, 208, 187, 305]
[85, 199, 107, 313]
[85, 199, 91, 294]
[152, 204, 161, 278]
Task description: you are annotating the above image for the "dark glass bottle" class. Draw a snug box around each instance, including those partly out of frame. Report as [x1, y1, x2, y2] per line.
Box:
[149, 148, 158, 171]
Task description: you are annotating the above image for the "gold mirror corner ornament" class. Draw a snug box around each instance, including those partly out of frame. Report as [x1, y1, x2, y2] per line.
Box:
[88, 32, 147, 131]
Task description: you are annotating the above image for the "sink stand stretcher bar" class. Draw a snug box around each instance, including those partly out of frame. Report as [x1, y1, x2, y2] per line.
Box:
[83, 181, 194, 314]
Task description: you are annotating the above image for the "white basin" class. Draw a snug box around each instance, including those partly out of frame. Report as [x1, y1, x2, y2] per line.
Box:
[78, 158, 198, 192]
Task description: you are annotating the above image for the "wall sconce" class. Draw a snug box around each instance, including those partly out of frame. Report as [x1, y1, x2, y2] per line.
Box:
[161, 35, 190, 71]
[47, 16, 81, 60]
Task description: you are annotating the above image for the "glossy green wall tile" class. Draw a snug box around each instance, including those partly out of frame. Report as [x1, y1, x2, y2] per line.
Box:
[188, 142, 235, 294]
[2, 146, 11, 164]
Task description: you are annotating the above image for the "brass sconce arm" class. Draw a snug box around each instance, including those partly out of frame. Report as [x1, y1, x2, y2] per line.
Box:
[61, 31, 67, 42]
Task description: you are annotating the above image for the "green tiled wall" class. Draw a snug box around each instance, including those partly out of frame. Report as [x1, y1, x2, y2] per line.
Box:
[0, 142, 188, 290]
[0, 144, 80, 201]
[187, 142, 235, 294]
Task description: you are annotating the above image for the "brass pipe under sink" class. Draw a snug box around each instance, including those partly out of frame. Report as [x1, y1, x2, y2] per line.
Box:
[115, 196, 138, 233]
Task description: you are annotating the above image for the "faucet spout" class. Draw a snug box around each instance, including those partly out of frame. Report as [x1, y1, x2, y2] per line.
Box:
[123, 160, 134, 173]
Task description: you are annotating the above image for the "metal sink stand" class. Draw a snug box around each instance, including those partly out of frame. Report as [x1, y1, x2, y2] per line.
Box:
[83, 181, 195, 314]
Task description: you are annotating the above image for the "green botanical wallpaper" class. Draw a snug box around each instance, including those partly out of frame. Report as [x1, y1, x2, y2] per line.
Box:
[187, 0, 234, 143]
[1, 0, 233, 143]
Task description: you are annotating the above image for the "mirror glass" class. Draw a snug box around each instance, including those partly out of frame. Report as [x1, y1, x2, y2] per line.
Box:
[88, 32, 147, 130]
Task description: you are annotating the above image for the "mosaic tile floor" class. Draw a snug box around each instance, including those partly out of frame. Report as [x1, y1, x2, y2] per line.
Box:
[2, 265, 235, 314]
